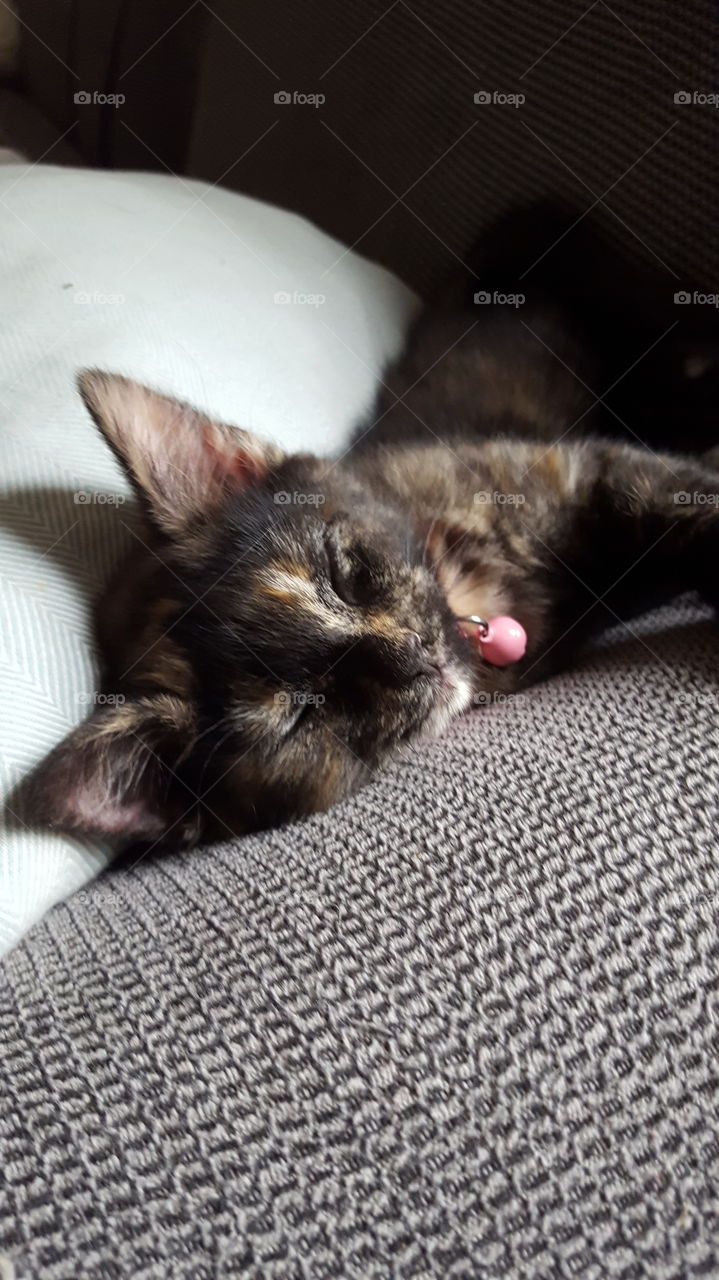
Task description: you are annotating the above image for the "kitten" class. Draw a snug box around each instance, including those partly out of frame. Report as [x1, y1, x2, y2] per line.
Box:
[26, 207, 719, 852]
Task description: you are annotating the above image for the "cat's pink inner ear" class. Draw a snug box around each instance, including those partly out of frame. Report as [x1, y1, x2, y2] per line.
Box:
[202, 422, 269, 489]
[77, 369, 283, 537]
[26, 698, 197, 846]
[59, 776, 169, 842]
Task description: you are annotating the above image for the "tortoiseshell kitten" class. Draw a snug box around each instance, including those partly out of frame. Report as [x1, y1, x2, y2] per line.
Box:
[28, 206, 719, 851]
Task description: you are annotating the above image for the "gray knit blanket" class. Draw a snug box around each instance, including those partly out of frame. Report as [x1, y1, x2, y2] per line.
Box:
[1, 596, 718, 1279]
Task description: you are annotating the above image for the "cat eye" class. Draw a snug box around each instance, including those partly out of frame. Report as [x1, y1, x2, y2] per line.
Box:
[325, 534, 377, 607]
[287, 703, 313, 735]
[278, 693, 320, 737]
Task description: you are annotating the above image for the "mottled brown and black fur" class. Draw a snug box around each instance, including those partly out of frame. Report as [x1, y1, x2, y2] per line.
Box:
[25, 206, 719, 852]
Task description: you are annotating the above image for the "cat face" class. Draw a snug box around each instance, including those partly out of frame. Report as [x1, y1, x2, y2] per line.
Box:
[29, 373, 473, 849]
[178, 459, 473, 835]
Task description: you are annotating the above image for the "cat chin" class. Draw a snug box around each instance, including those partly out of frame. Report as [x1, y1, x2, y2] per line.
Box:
[416, 664, 474, 739]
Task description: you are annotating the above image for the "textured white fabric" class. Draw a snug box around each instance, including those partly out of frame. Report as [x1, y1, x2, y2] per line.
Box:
[0, 163, 417, 954]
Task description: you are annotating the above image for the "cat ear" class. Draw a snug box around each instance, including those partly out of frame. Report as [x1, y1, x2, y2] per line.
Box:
[24, 696, 201, 848]
[77, 369, 284, 538]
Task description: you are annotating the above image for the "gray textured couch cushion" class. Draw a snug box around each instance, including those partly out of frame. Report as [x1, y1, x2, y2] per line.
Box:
[2, 595, 718, 1279]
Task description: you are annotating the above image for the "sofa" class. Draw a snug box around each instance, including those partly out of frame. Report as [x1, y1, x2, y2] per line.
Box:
[1, 2, 718, 1277]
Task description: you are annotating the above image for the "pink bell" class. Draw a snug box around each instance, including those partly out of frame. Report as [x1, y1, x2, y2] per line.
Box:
[459, 614, 527, 667]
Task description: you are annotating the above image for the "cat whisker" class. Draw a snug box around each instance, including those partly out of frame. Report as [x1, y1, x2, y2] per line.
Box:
[199, 725, 241, 784]
[193, 711, 236, 746]
[422, 517, 438, 567]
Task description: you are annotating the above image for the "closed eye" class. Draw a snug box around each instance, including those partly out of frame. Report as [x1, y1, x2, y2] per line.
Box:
[279, 696, 318, 737]
[326, 535, 378, 607]
[325, 538, 350, 603]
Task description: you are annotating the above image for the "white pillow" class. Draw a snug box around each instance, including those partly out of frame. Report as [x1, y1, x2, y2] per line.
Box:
[0, 163, 418, 954]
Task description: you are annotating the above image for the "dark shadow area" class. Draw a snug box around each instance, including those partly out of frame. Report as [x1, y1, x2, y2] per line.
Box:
[0, 482, 140, 601]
